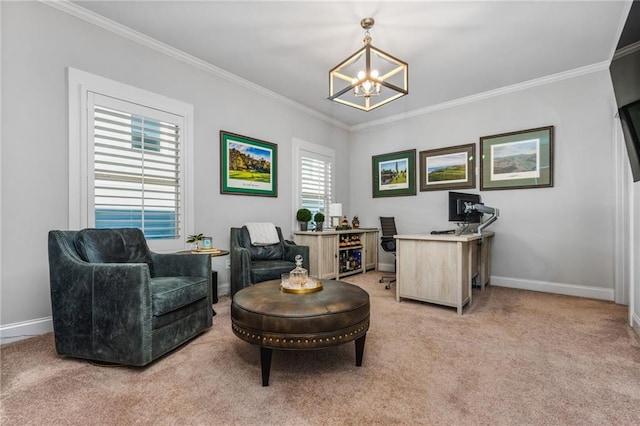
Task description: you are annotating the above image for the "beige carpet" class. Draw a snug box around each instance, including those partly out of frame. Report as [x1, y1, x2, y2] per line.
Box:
[2, 272, 639, 425]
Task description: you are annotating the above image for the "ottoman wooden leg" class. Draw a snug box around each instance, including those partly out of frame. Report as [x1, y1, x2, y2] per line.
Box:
[355, 333, 366, 366]
[260, 347, 273, 386]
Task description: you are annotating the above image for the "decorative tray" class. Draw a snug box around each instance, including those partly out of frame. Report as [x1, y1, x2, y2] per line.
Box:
[280, 279, 323, 294]
[191, 248, 221, 254]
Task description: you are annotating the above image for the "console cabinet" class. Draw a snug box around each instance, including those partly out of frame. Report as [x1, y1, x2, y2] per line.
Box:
[294, 229, 378, 280]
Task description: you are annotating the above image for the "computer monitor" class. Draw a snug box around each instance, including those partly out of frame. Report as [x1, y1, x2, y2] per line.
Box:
[448, 192, 482, 223]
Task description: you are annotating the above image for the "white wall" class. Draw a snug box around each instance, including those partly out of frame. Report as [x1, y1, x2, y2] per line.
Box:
[0, 2, 349, 335]
[351, 71, 619, 299]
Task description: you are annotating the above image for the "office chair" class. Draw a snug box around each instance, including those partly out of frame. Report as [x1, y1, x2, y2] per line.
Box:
[379, 217, 397, 289]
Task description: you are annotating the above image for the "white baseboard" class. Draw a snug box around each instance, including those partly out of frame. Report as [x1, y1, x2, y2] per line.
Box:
[490, 276, 615, 301]
[218, 281, 231, 297]
[0, 316, 53, 345]
[377, 263, 395, 272]
[632, 312, 640, 338]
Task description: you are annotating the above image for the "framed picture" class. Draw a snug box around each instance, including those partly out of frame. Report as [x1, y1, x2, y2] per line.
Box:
[220, 131, 278, 197]
[480, 126, 554, 190]
[201, 237, 213, 249]
[419, 143, 475, 191]
[372, 149, 416, 198]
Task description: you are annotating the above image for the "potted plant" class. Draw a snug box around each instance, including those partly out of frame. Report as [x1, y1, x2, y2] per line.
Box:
[296, 208, 312, 231]
[314, 212, 325, 232]
[186, 233, 204, 250]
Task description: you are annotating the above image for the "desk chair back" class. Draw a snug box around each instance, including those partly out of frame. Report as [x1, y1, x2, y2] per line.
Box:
[379, 217, 397, 288]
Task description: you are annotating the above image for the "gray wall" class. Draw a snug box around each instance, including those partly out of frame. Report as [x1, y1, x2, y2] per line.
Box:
[0, 2, 349, 328]
[350, 71, 619, 295]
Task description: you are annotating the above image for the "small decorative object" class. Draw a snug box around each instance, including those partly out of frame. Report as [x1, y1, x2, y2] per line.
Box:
[281, 255, 322, 294]
[341, 216, 350, 228]
[201, 237, 213, 249]
[186, 233, 204, 250]
[352, 215, 360, 228]
[314, 212, 325, 232]
[296, 208, 312, 231]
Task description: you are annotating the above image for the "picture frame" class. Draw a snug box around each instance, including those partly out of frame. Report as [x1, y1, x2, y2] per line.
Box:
[480, 126, 554, 191]
[372, 149, 416, 198]
[201, 237, 213, 249]
[220, 131, 278, 197]
[419, 143, 476, 191]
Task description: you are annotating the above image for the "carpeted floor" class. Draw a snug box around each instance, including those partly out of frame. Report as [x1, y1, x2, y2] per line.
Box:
[2, 271, 639, 425]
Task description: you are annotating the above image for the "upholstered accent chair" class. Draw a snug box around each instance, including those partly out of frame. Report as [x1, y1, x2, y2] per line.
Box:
[230, 226, 309, 296]
[48, 228, 213, 366]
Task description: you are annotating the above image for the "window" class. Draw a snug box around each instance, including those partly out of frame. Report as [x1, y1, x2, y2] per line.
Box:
[293, 138, 335, 219]
[300, 155, 332, 214]
[91, 98, 181, 240]
[69, 68, 194, 252]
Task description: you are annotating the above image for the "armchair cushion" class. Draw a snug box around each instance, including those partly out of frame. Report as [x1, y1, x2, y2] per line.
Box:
[75, 228, 154, 275]
[150, 276, 209, 316]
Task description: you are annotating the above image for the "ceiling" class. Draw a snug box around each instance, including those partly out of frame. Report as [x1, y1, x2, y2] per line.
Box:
[72, 1, 634, 128]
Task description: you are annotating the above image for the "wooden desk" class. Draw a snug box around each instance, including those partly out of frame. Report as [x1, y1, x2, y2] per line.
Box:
[394, 232, 494, 314]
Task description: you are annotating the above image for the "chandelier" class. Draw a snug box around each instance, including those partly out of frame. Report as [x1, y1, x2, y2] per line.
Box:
[329, 17, 409, 112]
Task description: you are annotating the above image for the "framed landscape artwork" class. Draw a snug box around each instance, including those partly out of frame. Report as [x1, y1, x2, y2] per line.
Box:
[220, 131, 278, 197]
[419, 143, 476, 191]
[371, 149, 416, 198]
[480, 126, 554, 190]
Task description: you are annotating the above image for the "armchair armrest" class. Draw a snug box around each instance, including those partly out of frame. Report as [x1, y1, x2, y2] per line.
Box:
[150, 252, 210, 278]
[230, 246, 252, 296]
[90, 263, 153, 365]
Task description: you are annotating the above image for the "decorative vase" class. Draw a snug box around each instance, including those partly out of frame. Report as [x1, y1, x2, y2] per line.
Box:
[300, 222, 308, 231]
[315, 222, 324, 232]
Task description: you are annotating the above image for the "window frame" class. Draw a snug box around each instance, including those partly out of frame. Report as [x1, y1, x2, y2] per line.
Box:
[292, 138, 336, 229]
[68, 67, 194, 252]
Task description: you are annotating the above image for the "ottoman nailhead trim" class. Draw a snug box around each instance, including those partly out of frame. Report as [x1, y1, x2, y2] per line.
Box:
[232, 320, 369, 349]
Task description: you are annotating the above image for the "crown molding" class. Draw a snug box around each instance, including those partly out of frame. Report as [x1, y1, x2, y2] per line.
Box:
[613, 40, 640, 61]
[350, 61, 611, 131]
[42, 0, 616, 134]
[41, 0, 350, 131]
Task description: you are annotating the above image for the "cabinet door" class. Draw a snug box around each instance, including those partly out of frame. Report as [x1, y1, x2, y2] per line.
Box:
[319, 234, 338, 279]
[364, 230, 378, 271]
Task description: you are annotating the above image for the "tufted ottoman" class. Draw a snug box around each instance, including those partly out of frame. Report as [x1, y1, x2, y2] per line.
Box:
[231, 279, 370, 386]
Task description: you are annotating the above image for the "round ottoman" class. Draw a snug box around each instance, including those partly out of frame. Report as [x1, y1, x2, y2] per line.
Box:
[231, 279, 370, 386]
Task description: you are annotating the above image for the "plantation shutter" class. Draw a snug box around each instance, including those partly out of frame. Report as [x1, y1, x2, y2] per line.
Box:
[300, 154, 332, 215]
[90, 94, 182, 240]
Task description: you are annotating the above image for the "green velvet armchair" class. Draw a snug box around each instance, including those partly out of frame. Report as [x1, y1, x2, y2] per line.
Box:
[48, 228, 213, 366]
[230, 226, 309, 296]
